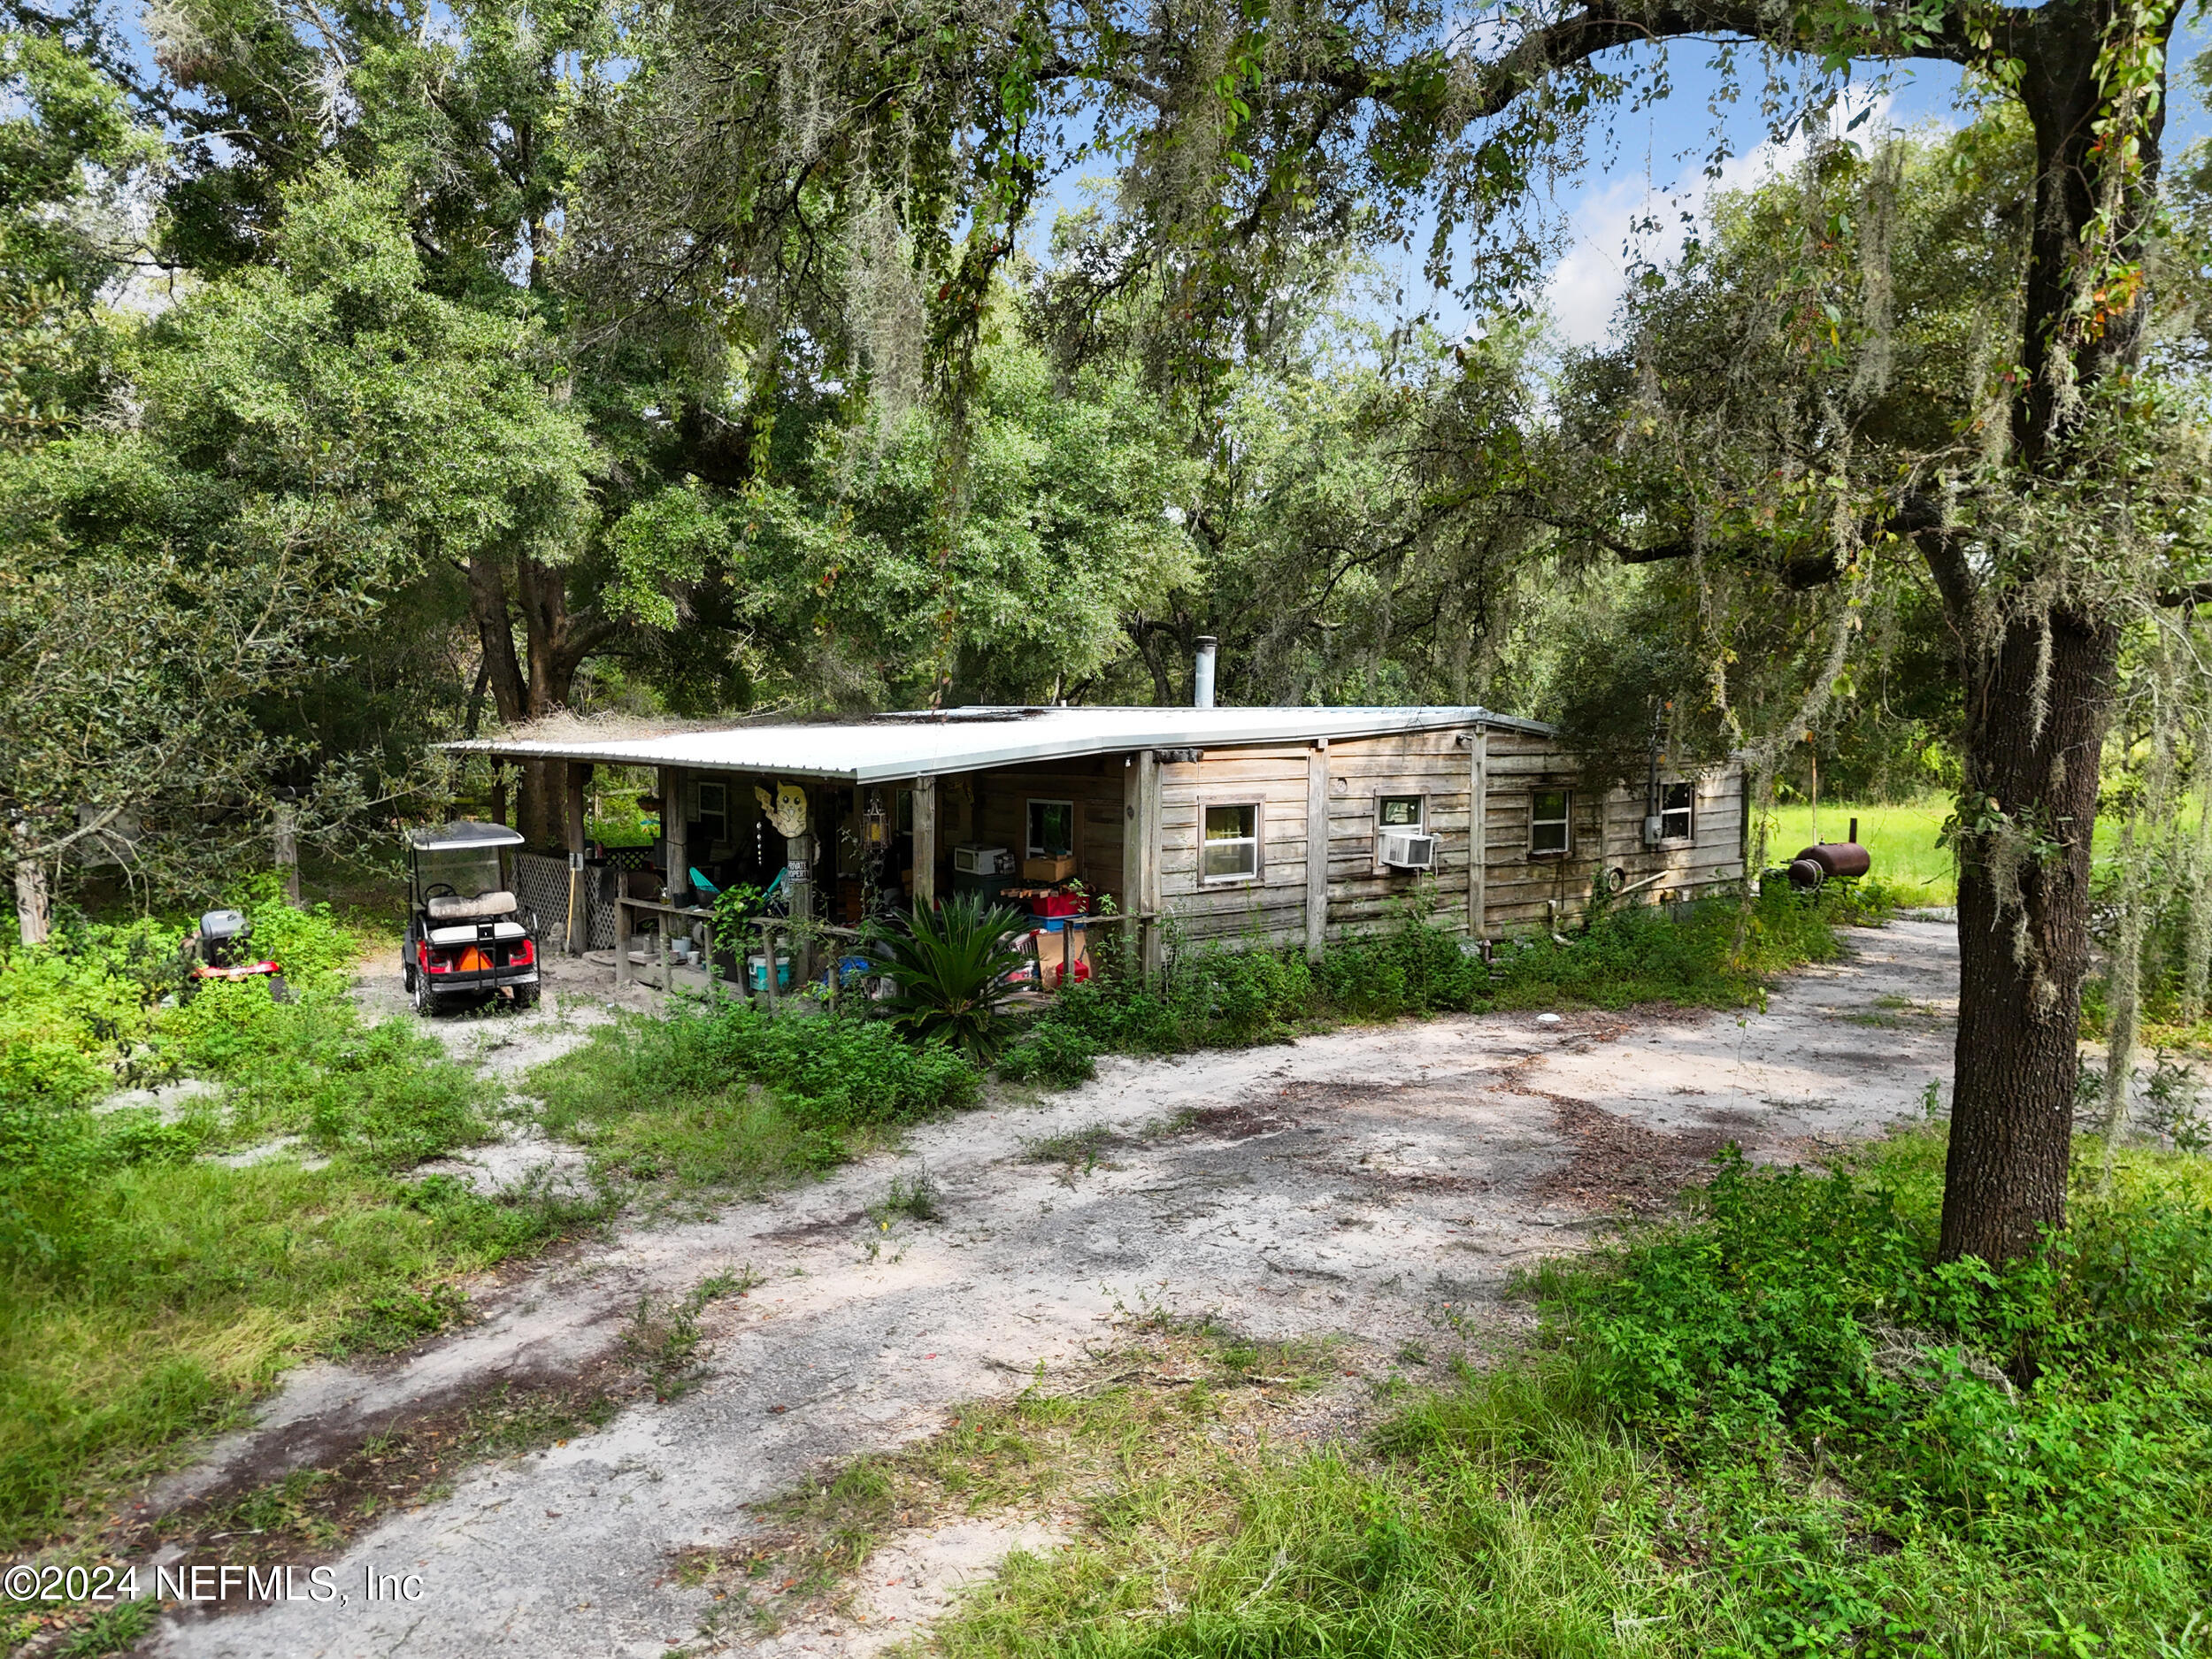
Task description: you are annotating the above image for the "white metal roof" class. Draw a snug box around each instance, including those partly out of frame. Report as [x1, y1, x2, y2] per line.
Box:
[447, 705, 1553, 786]
[408, 820, 527, 852]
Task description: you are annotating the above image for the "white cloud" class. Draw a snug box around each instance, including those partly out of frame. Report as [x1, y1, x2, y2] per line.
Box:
[1542, 90, 1900, 349]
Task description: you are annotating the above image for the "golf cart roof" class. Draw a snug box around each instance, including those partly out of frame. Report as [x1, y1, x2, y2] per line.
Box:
[407, 821, 526, 853]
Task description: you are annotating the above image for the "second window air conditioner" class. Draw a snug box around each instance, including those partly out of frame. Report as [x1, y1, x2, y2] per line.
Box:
[1379, 829, 1439, 872]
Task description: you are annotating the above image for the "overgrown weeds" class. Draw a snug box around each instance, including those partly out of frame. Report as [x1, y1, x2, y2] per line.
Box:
[917, 1127, 2212, 1659]
[1003, 883, 1882, 1082]
[0, 888, 607, 1554]
[622, 1267, 758, 1402]
[871, 1166, 942, 1225]
[527, 997, 982, 1194]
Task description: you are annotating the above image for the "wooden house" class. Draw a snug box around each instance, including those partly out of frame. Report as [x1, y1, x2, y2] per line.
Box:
[461, 703, 1747, 970]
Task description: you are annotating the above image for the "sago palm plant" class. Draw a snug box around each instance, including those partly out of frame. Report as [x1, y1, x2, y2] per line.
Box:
[862, 895, 1028, 1061]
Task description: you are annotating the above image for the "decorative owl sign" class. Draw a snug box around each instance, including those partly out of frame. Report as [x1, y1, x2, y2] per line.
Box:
[755, 782, 808, 838]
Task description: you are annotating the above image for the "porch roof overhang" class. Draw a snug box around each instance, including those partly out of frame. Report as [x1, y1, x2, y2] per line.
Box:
[444, 705, 1554, 787]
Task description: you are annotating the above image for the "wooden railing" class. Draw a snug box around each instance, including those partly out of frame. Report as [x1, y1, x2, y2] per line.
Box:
[611, 897, 1159, 1009]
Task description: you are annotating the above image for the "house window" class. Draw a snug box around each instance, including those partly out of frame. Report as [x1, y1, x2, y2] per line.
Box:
[694, 781, 729, 844]
[1378, 795, 1425, 829]
[1530, 789, 1571, 856]
[1660, 781, 1694, 841]
[1027, 799, 1075, 858]
[1201, 803, 1261, 883]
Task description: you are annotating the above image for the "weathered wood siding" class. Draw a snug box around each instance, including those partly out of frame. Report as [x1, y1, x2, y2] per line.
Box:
[1146, 722, 1745, 946]
[964, 757, 1131, 904]
[1478, 724, 1743, 933]
[1156, 743, 1316, 942]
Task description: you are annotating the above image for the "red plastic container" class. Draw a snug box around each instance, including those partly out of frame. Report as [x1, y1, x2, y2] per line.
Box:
[1027, 892, 1088, 918]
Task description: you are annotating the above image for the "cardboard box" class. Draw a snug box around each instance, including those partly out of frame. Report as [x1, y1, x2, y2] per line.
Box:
[1022, 854, 1077, 882]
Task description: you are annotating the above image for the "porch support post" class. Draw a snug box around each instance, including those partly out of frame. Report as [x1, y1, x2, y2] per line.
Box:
[911, 776, 937, 910]
[1305, 741, 1329, 960]
[1468, 726, 1488, 939]
[660, 765, 687, 904]
[788, 812, 815, 988]
[1121, 755, 1144, 915]
[1138, 749, 1162, 978]
[565, 761, 590, 956]
[615, 897, 632, 987]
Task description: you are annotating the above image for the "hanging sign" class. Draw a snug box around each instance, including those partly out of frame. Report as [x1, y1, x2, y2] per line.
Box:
[756, 782, 808, 838]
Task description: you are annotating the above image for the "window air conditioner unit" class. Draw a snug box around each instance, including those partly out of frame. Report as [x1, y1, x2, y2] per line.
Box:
[954, 844, 1011, 876]
[1379, 830, 1439, 872]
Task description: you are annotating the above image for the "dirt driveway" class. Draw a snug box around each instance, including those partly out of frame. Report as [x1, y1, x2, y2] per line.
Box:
[148, 918, 1957, 1659]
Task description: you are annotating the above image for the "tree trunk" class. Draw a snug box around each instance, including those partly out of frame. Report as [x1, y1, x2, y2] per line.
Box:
[2010, 3, 2165, 467]
[467, 552, 618, 850]
[11, 818, 50, 947]
[466, 554, 527, 726]
[1942, 606, 2119, 1263]
[1932, 0, 2167, 1263]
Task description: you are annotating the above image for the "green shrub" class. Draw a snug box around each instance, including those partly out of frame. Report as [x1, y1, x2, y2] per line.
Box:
[1316, 921, 1486, 1017]
[532, 998, 982, 1170]
[0, 918, 173, 1108]
[997, 1022, 1101, 1087]
[1017, 889, 1854, 1064]
[1548, 1139, 2212, 1561]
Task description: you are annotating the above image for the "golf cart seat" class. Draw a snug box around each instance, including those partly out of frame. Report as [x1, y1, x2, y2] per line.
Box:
[426, 889, 518, 923]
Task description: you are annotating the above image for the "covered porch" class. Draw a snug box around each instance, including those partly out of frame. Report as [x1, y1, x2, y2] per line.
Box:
[456, 711, 1181, 1001]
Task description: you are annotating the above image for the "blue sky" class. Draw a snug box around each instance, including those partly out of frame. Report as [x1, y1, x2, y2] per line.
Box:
[1502, 28, 2212, 347]
[106, 0, 2211, 357]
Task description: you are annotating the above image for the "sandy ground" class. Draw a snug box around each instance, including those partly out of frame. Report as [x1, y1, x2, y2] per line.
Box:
[144, 919, 1958, 1659]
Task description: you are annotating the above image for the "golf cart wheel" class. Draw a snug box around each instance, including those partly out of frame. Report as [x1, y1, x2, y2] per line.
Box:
[511, 983, 541, 1011]
[413, 972, 437, 1018]
[266, 974, 294, 1005]
[403, 958, 416, 993]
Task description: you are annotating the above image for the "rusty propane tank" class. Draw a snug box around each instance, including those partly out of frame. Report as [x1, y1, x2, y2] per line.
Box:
[1786, 841, 1871, 890]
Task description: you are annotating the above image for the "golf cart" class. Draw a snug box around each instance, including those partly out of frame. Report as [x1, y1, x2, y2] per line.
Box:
[403, 822, 541, 1015]
[180, 910, 292, 1002]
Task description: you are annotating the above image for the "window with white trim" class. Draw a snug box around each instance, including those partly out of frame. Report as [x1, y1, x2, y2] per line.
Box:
[1530, 789, 1571, 856]
[1378, 795, 1425, 829]
[1659, 781, 1694, 842]
[1027, 798, 1075, 857]
[1201, 803, 1261, 883]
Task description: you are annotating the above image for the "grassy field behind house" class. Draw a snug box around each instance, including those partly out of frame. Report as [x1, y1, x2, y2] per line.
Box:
[1763, 799, 1957, 904]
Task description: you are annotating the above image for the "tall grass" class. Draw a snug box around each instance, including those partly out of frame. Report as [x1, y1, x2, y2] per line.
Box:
[0, 888, 603, 1551]
[527, 997, 983, 1190]
[935, 1131, 2212, 1659]
[1001, 883, 1883, 1083]
[1765, 797, 1957, 904]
